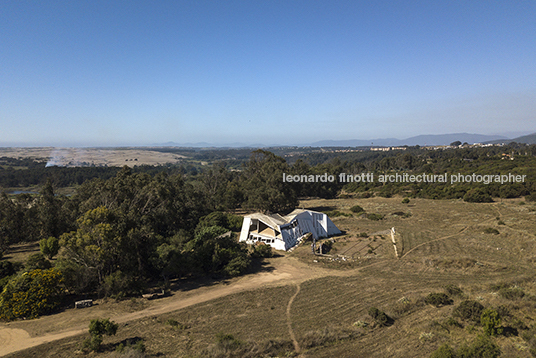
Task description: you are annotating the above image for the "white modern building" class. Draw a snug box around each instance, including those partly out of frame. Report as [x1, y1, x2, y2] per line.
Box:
[239, 209, 341, 251]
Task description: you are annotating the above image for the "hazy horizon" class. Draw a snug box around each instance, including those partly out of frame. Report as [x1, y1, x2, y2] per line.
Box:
[2, 1, 535, 147]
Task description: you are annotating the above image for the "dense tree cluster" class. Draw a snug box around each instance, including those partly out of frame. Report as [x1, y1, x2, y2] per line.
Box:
[0, 146, 535, 319]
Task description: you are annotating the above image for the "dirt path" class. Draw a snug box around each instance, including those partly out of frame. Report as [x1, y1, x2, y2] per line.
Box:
[0, 256, 351, 357]
[286, 283, 301, 354]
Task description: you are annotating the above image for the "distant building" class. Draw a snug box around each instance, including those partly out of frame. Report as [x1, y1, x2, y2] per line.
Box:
[370, 146, 407, 151]
[239, 209, 341, 251]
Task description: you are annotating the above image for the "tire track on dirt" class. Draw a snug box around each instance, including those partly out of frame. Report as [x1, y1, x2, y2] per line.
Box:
[400, 226, 469, 259]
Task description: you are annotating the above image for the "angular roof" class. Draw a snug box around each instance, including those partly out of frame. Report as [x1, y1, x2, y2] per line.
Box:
[247, 212, 287, 228]
[247, 209, 325, 228]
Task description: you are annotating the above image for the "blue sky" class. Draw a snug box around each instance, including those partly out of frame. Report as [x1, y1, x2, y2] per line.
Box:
[1, 1, 535, 146]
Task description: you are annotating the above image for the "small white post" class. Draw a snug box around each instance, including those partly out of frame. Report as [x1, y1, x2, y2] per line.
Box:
[391, 227, 399, 259]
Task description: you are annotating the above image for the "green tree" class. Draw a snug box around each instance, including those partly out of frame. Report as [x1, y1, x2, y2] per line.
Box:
[40, 236, 59, 259]
[481, 308, 503, 336]
[59, 206, 121, 285]
[241, 150, 298, 213]
[83, 318, 118, 352]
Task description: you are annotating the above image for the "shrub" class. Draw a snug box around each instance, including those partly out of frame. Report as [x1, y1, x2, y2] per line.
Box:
[25, 253, 51, 271]
[444, 284, 464, 297]
[166, 319, 188, 329]
[0, 268, 64, 320]
[499, 287, 525, 300]
[368, 307, 391, 326]
[444, 317, 463, 328]
[425, 293, 453, 307]
[223, 254, 251, 277]
[215, 332, 242, 350]
[453, 300, 484, 322]
[457, 334, 501, 358]
[83, 318, 118, 352]
[101, 270, 135, 299]
[463, 189, 493, 203]
[359, 232, 368, 238]
[526, 193, 536, 202]
[0, 260, 16, 278]
[350, 205, 364, 213]
[324, 210, 351, 217]
[116, 338, 146, 354]
[251, 243, 273, 258]
[481, 308, 503, 336]
[430, 343, 456, 358]
[366, 213, 384, 221]
[402, 198, 410, 204]
[483, 228, 499, 235]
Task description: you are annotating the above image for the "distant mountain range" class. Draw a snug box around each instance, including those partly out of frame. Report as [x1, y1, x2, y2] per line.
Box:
[486, 133, 536, 145]
[159, 132, 536, 148]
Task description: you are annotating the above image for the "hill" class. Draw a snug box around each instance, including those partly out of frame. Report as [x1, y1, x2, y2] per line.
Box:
[311, 133, 507, 147]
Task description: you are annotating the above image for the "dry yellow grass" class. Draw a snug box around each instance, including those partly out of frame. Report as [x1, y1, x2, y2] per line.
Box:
[0, 147, 186, 167]
[4, 197, 536, 357]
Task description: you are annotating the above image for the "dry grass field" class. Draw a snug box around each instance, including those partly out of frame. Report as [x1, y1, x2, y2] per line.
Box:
[3, 197, 536, 357]
[0, 147, 187, 167]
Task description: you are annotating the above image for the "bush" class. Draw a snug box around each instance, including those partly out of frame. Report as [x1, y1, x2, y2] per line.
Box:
[444, 284, 464, 297]
[366, 213, 384, 221]
[0, 260, 16, 278]
[359, 232, 368, 238]
[425, 293, 453, 307]
[526, 193, 536, 202]
[483, 228, 499, 235]
[324, 210, 351, 218]
[444, 317, 463, 328]
[223, 254, 251, 277]
[481, 308, 503, 336]
[368, 307, 391, 326]
[499, 287, 525, 300]
[402, 198, 410, 204]
[457, 334, 501, 358]
[83, 318, 118, 352]
[215, 332, 242, 350]
[0, 268, 64, 320]
[350, 205, 364, 213]
[25, 253, 51, 271]
[100, 270, 136, 299]
[463, 189, 493, 203]
[430, 344, 456, 358]
[251, 243, 273, 258]
[453, 300, 484, 322]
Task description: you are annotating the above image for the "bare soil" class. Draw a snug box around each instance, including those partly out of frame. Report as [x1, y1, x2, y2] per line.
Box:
[0, 147, 186, 167]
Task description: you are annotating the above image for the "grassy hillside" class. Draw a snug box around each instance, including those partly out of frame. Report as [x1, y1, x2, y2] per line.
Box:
[4, 197, 536, 358]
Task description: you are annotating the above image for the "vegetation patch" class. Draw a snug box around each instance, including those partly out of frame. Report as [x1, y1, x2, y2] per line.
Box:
[483, 227, 500, 235]
[366, 213, 384, 221]
[425, 292, 453, 307]
[453, 300, 485, 322]
[350, 205, 365, 213]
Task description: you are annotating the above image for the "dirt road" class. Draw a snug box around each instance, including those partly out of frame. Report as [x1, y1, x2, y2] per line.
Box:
[0, 256, 349, 356]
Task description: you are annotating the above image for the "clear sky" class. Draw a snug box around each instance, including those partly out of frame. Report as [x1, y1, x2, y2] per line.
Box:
[1, 0, 535, 146]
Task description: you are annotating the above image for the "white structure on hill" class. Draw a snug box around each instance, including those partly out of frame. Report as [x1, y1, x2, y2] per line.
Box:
[239, 209, 341, 251]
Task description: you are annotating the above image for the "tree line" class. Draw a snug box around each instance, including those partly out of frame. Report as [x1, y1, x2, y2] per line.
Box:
[1, 146, 536, 319]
